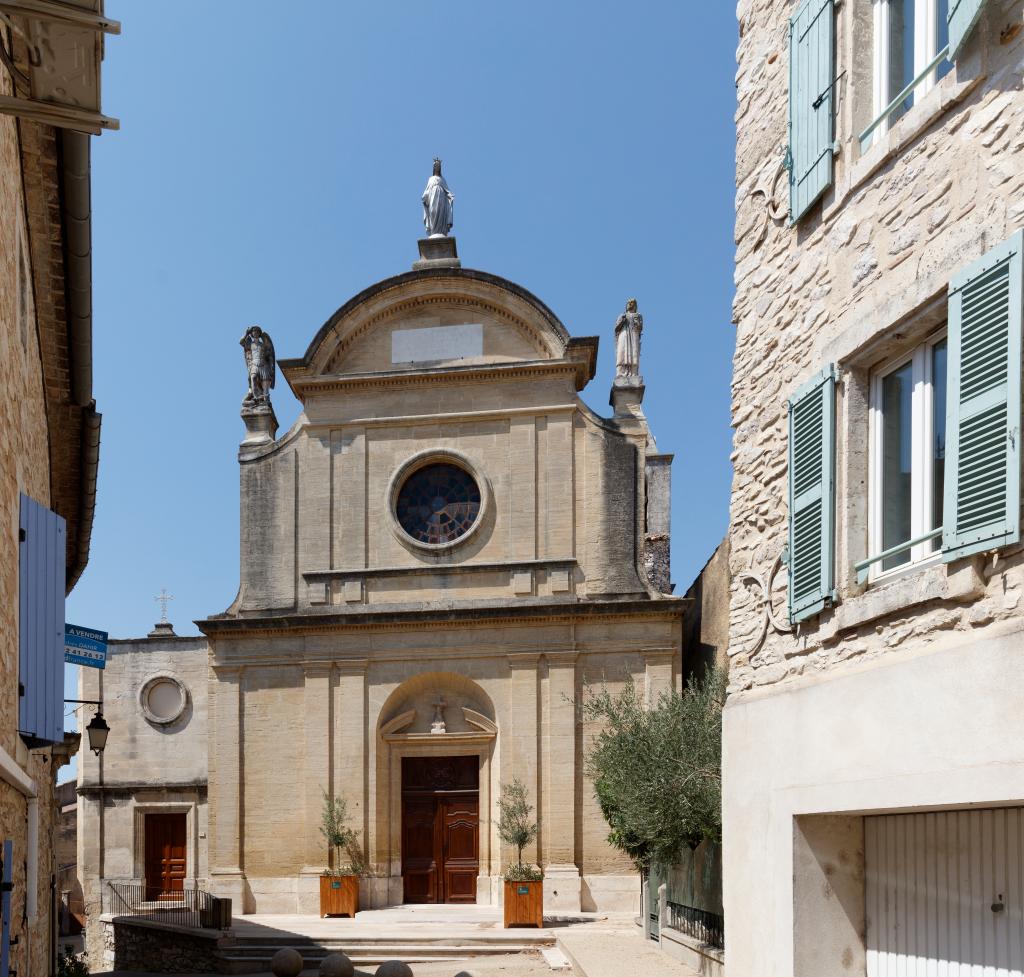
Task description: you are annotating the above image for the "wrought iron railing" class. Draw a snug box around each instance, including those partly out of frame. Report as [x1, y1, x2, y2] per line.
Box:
[666, 901, 724, 950]
[106, 881, 231, 930]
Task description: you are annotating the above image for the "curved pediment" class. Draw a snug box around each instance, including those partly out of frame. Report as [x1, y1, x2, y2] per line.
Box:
[279, 269, 591, 390]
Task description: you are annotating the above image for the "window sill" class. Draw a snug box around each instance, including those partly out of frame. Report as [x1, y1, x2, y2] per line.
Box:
[867, 551, 943, 588]
[822, 56, 984, 226]
[817, 557, 985, 640]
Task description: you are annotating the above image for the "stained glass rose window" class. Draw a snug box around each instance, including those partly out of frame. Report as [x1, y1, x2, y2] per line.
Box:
[395, 463, 481, 545]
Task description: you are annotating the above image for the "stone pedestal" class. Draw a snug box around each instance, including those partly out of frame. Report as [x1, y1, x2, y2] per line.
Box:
[240, 401, 278, 446]
[413, 236, 461, 270]
[610, 377, 646, 417]
[543, 864, 582, 912]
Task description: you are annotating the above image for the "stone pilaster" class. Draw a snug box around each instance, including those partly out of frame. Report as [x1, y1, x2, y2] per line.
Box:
[208, 666, 247, 910]
[543, 650, 581, 911]
[643, 648, 677, 704]
[301, 663, 332, 860]
[334, 660, 367, 860]
[507, 653, 540, 868]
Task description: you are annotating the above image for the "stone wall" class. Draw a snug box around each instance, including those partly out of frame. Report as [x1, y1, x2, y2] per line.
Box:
[79, 635, 209, 963]
[729, 0, 1024, 692]
[102, 917, 226, 974]
[680, 537, 730, 684]
[0, 61, 74, 977]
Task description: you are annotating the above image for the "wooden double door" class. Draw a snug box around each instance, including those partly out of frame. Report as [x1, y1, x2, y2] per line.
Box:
[144, 812, 187, 900]
[401, 756, 479, 904]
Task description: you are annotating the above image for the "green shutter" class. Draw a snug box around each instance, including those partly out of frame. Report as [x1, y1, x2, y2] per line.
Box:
[788, 366, 837, 624]
[943, 231, 1023, 561]
[948, 0, 988, 61]
[789, 0, 835, 223]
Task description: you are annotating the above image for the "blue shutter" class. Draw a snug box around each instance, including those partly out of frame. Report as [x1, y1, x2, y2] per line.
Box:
[942, 232, 1023, 562]
[788, 366, 837, 623]
[789, 0, 835, 222]
[18, 495, 66, 745]
[948, 0, 988, 60]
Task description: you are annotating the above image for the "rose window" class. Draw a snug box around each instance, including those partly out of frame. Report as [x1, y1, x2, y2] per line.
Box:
[395, 463, 481, 545]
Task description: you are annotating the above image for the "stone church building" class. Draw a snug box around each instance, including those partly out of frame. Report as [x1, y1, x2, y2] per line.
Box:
[78, 220, 682, 944]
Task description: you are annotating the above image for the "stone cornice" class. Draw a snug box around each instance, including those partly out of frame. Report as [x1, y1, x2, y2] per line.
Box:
[285, 358, 591, 396]
[303, 557, 577, 583]
[198, 597, 687, 639]
[78, 781, 207, 798]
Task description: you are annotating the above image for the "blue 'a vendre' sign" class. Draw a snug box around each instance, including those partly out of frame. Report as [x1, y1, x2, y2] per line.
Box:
[64, 624, 108, 669]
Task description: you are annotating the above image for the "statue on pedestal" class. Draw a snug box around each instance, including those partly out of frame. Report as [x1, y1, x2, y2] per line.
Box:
[614, 298, 643, 382]
[240, 325, 276, 407]
[422, 158, 454, 238]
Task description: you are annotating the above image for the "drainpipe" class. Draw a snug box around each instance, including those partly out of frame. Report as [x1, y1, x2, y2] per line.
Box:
[58, 130, 102, 592]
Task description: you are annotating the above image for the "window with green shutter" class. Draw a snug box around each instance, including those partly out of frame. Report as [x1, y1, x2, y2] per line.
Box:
[789, 0, 835, 223]
[942, 231, 1023, 562]
[948, 0, 988, 61]
[788, 366, 838, 624]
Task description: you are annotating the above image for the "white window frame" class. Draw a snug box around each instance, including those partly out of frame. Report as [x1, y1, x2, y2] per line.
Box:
[867, 328, 947, 582]
[871, 0, 948, 140]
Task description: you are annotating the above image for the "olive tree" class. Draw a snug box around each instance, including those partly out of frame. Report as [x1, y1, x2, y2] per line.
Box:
[496, 778, 541, 881]
[581, 666, 726, 874]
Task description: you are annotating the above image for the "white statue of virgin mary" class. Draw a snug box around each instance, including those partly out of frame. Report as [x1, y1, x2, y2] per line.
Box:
[422, 158, 454, 238]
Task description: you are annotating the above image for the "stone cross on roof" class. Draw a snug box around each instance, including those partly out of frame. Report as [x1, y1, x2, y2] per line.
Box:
[154, 588, 174, 624]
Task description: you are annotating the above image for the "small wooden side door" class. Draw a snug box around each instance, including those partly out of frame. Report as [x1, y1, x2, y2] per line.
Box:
[440, 796, 479, 903]
[144, 813, 187, 900]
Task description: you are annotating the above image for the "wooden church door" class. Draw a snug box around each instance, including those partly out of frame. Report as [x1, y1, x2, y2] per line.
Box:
[401, 756, 479, 903]
[144, 812, 187, 900]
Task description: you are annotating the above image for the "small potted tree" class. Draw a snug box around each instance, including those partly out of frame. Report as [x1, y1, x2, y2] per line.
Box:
[319, 790, 365, 918]
[497, 778, 543, 928]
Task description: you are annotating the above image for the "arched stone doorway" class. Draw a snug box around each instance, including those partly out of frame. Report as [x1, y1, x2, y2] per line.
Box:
[374, 673, 498, 906]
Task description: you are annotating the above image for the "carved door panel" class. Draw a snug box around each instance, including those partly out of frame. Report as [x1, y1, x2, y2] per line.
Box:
[144, 813, 187, 901]
[440, 797, 479, 903]
[400, 797, 438, 904]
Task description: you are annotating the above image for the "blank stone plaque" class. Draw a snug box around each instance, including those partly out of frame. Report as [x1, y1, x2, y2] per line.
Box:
[391, 323, 483, 364]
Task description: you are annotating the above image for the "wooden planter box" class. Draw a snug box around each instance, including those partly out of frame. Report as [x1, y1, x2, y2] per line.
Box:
[503, 879, 543, 928]
[319, 875, 359, 918]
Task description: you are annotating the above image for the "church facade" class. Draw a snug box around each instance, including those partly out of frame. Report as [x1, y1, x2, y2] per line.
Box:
[78, 225, 682, 941]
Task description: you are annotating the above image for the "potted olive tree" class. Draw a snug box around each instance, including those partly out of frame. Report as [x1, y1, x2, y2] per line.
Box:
[498, 778, 543, 928]
[319, 791, 365, 918]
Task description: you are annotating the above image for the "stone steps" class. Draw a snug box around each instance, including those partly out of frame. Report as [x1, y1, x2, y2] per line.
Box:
[217, 937, 551, 973]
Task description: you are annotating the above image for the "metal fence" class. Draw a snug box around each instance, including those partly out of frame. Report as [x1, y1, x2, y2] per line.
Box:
[667, 901, 725, 950]
[106, 881, 231, 930]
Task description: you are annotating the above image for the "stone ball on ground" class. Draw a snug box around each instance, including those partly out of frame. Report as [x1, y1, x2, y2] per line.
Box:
[320, 953, 354, 977]
[375, 961, 413, 977]
[271, 947, 304, 977]
[454, 971, 480, 977]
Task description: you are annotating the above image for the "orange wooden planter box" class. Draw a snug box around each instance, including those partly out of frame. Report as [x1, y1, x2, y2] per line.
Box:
[320, 875, 359, 918]
[503, 879, 543, 928]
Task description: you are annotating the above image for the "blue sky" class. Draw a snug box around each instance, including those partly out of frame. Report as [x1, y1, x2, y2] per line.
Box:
[62, 1, 738, 763]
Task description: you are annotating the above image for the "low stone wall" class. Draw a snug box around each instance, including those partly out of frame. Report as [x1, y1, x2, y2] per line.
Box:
[101, 915, 230, 973]
[658, 926, 725, 977]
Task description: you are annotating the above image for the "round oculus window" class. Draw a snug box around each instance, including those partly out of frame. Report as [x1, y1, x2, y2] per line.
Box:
[395, 462, 481, 545]
[140, 676, 187, 725]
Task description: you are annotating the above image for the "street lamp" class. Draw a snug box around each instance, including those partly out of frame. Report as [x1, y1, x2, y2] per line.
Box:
[85, 711, 109, 755]
[65, 699, 110, 756]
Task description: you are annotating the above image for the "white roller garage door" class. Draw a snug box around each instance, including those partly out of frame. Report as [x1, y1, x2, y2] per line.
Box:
[866, 808, 1024, 977]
